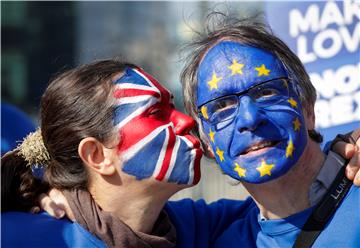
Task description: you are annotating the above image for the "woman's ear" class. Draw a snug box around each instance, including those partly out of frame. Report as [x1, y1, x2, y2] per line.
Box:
[78, 137, 116, 176]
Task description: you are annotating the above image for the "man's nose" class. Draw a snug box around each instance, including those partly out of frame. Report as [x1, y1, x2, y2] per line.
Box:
[170, 109, 196, 135]
[235, 96, 266, 133]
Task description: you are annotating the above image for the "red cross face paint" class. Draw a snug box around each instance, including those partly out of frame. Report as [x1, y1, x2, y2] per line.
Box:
[113, 67, 202, 185]
[197, 41, 307, 184]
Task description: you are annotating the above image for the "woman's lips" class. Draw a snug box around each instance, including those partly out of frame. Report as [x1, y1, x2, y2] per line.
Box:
[184, 134, 201, 149]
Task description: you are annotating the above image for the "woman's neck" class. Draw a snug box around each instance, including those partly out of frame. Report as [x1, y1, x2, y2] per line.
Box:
[90, 179, 180, 234]
[242, 140, 325, 219]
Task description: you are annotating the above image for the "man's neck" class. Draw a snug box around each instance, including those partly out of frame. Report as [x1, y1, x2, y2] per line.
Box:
[242, 140, 325, 220]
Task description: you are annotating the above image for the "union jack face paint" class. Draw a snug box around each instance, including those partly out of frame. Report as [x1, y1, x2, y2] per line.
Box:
[113, 67, 202, 185]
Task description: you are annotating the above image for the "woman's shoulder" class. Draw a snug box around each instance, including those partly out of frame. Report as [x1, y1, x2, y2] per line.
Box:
[1, 211, 106, 248]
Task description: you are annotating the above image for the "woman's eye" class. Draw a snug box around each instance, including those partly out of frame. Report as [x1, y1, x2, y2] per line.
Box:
[149, 109, 161, 116]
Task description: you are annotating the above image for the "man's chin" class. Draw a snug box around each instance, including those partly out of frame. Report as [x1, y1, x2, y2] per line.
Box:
[228, 160, 294, 184]
[238, 171, 286, 184]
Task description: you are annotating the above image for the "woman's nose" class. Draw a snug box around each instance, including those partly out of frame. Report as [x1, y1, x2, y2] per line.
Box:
[170, 109, 196, 135]
[235, 96, 266, 133]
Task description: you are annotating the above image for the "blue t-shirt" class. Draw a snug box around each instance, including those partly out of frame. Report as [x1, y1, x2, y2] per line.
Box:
[165, 198, 255, 248]
[2, 187, 358, 247]
[1, 212, 105, 247]
[1, 198, 252, 248]
[214, 186, 360, 247]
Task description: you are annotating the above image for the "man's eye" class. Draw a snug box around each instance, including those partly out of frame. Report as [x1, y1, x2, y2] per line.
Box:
[262, 88, 278, 96]
[255, 88, 279, 99]
[213, 99, 237, 113]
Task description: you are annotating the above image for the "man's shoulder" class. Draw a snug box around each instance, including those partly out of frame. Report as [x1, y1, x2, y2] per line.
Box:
[165, 197, 255, 216]
[1, 211, 105, 247]
[165, 197, 256, 232]
[337, 184, 360, 210]
[164, 198, 257, 247]
[313, 185, 360, 247]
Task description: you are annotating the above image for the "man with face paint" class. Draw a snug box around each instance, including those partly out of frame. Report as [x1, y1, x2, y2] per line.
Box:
[181, 17, 360, 247]
[196, 41, 307, 184]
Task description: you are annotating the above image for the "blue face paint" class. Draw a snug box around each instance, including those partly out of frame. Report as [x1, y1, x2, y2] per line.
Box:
[196, 41, 307, 183]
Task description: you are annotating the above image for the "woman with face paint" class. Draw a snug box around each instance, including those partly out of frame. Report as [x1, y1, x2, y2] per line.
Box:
[2, 58, 359, 248]
[1, 59, 206, 248]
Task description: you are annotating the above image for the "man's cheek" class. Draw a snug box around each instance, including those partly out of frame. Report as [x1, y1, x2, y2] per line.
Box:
[202, 122, 232, 162]
[202, 122, 221, 151]
[265, 99, 305, 131]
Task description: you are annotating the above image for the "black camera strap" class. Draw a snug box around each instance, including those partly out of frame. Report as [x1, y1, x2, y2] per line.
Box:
[293, 165, 352, 248]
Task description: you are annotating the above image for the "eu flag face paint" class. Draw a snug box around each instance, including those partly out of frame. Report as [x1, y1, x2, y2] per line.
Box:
[197, 41, 307, 183]
[113, 67, 202, 185]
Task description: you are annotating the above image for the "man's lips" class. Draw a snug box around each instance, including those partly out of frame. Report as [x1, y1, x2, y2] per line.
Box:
[240, 140, 280, 156]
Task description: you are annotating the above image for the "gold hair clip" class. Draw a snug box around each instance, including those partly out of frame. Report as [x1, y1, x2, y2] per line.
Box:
[17, 129, 50, 167]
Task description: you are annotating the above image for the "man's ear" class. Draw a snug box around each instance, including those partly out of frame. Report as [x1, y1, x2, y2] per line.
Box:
[304, 107, 316, 130]
[78, 137, 116, 176]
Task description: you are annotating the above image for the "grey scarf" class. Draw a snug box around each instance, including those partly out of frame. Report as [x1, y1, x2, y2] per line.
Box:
[63, 189, 176, 248]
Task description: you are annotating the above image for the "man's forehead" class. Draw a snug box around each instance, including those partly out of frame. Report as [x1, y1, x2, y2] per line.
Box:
[196, 41, 288, 106]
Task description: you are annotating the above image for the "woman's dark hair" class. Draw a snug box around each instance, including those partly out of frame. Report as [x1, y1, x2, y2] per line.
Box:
[2, 150, 49, 212]
[2, 59, 134, 211]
